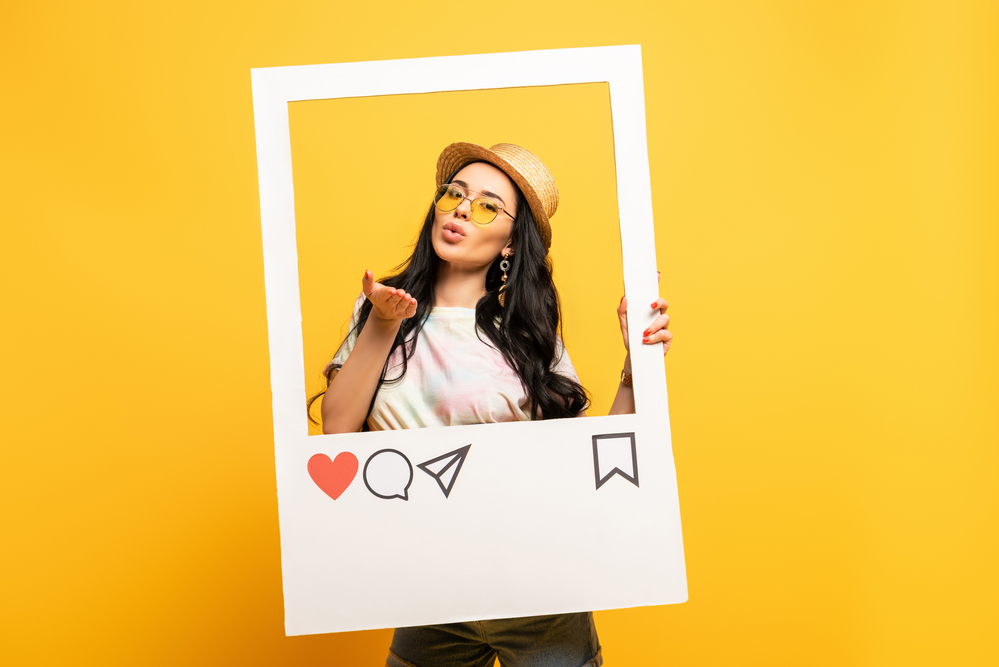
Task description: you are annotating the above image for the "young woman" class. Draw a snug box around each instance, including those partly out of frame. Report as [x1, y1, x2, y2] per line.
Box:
[309, 143, 671, 667]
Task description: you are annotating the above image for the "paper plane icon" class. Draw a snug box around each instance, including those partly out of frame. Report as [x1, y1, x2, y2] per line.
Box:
[417, 445, 471, 499]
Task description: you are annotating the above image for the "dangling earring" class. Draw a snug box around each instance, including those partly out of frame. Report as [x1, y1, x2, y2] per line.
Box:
[498, 252, 511, 307]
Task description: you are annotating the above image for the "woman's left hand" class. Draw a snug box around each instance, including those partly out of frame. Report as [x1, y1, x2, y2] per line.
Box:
[617, 274, 672, 356]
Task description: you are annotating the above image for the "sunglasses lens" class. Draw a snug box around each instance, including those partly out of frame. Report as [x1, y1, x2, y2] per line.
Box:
[470, 198, 500, 225]
[434, 185, 503, 224]
[434, 185, 463, 211]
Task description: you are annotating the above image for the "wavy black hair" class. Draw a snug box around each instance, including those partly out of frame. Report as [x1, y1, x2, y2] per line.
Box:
[308, 167, 589, 427]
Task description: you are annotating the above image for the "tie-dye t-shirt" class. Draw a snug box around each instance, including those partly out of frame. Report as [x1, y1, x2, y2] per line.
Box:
[327, 295, 581, 431]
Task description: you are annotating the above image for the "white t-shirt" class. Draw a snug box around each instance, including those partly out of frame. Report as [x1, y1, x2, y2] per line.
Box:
[327, 295, 581, 431]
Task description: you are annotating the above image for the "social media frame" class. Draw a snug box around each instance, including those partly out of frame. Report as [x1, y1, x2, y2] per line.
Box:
[252, 45, 686, 636]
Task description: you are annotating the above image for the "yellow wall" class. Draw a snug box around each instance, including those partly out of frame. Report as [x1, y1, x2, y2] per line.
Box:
[290, 84, 624, 432]
[2, 1, 996, 665]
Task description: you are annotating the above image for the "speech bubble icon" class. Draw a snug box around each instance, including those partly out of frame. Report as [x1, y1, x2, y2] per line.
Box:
[362, 449, 414, 501]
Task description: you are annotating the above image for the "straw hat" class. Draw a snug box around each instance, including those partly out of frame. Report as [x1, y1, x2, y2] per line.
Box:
[436, 142, 559, 251]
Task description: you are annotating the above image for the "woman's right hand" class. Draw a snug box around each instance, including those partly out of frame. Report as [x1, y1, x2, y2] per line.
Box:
[322, 271, 415, 434]
[362, 270, 417, 323]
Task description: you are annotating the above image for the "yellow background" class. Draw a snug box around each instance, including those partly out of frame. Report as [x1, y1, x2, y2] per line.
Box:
[290, 84, 623, 432]
[2, 1, 996, 665]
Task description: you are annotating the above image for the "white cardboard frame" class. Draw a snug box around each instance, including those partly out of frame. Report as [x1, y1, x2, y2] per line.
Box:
[251, 45, 686, 636]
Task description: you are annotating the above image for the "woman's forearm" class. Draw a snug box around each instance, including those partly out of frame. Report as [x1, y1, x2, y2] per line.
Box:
[321, 316, 403, 433]
[607, 353, 635, 415]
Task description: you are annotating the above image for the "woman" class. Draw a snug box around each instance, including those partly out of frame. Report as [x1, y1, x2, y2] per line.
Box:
[309, 143, 671, 666]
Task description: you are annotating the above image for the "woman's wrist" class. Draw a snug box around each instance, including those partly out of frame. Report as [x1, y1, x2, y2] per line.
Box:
[367, 311, 406, 333]
[620, 353, 633, 387]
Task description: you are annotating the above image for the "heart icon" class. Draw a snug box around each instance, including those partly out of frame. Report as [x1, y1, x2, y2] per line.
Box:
[308, 452, 358, 500]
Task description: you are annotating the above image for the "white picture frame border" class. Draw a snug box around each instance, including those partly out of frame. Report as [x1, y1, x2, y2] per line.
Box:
[251, 44, 686, 636]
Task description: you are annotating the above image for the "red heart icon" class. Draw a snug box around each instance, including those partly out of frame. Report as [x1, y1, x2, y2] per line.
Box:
[308, 452, 358, 500]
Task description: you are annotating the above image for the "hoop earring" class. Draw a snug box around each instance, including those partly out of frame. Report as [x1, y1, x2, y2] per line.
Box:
[498, 252, 511, 307]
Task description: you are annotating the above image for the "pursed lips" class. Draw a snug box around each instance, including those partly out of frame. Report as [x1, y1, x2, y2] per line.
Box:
[443, 222, 466, 238]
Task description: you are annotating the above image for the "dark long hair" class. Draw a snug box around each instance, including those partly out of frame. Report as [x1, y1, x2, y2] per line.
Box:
[307, 169, 589, 426]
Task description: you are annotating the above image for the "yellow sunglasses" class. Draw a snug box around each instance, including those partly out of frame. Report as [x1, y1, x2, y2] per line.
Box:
[433, 184, 515, 225]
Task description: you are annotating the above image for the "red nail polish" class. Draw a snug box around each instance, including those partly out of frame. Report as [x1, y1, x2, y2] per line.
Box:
[642, 337, 650, 343]
[651, 301, 658, 309]
[620, 295, 625, 304]
[643, 328, 651, 336]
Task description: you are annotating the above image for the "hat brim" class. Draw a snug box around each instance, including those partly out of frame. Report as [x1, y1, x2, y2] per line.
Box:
[436, 143, 553, 250]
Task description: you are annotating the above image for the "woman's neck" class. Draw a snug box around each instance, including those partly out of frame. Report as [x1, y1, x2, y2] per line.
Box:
[434, 262, 489, 308]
